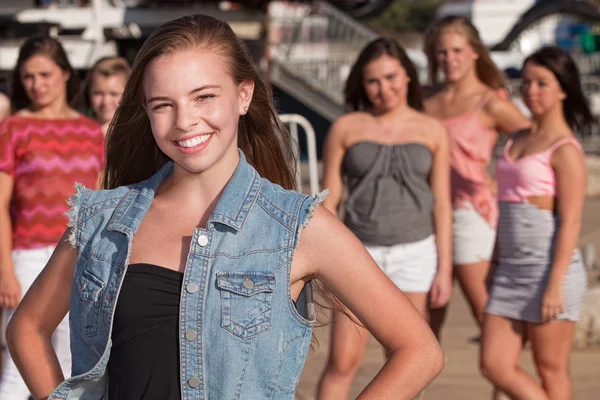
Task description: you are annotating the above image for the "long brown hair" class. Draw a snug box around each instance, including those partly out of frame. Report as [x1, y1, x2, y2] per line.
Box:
[524, 46, 596, 133]
[345, 37, 423, 111]
[102, 14, 296, 190]
[82, 56, 131, 112]
[424, 16, 506, 89]
[11, 35, 80, 111]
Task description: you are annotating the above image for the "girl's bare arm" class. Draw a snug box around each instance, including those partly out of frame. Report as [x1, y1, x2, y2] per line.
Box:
[6, 231, 77, 399]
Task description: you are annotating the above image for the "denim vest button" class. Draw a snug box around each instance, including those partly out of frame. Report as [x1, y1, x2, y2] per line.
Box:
[188, 377, 201, 388]
[186, 283, 198, 293]
[242, 278, 255, 289]
[197, 235, 209, 247]
[185, 330, 197, 341]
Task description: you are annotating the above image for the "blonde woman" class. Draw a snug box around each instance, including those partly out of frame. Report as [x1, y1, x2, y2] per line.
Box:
[82, 57, 131, 136]
[423, 16, 530, 339]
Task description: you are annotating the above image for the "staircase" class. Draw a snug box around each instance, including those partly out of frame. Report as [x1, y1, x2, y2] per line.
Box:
[267, 1, 377, 122]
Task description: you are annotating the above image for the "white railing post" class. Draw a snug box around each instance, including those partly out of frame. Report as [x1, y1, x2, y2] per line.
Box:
[279, 114, 320, 195]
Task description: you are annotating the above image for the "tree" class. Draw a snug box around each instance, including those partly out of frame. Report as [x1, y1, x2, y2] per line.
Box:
[366, 0, 444, 34]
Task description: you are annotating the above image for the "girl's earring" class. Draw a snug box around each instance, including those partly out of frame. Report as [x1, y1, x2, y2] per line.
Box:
[244, 106, 248, 112]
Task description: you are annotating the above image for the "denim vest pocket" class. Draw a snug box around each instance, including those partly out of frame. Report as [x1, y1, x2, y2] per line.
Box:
[77, 269, 105, 336]
[217, 272, 276, 340]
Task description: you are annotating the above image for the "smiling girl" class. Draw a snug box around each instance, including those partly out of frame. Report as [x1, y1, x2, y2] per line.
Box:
[6, 16, 443, 400]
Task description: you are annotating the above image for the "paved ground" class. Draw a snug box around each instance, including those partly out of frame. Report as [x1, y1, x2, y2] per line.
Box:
[296, 290, 600, 400]
[295, 197, 600, 400]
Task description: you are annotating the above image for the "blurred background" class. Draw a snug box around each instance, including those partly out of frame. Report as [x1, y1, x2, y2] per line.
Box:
[1, 2, 600, 399]
[4, 1, 600, 159]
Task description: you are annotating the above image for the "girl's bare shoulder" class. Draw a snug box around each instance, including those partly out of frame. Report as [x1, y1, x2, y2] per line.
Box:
[329, 111, 375, 141]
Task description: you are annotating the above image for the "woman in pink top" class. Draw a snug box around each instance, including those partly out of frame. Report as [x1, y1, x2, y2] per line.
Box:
[423, 16, 530, 341]
[481, 46, 592, 400]
[0, 36, 104, 398]
[0, 93, 10, 122]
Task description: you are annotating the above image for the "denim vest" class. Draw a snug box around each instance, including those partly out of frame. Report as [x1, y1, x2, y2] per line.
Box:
[49, 151, 325, 399]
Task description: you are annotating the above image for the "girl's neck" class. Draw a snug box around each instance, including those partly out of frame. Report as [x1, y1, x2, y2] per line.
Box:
[531, 106, 570, 137]
[26, 100, 76, 120]
[158, 146, 240, 213]
[445, 69, 482, 96]
[372, 99, 410, 120]
[101, 122, 110, 137]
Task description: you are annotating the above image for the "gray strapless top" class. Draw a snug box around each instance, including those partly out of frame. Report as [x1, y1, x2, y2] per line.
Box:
[342, 141, 435, 246]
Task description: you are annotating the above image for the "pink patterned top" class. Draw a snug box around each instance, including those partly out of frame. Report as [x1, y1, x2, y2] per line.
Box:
[441, 91, 500, 228]
[0, 114, 104, 249]
[497, 137, 582, 203]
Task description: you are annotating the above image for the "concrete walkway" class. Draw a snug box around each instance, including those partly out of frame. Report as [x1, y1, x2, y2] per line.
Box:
[295, 197, 600, 400]
[296, 290, 600, 399]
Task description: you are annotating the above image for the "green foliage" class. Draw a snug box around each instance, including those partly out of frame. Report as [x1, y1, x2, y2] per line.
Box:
[581, 31, 596, 53]
[366, 0, 445, 34]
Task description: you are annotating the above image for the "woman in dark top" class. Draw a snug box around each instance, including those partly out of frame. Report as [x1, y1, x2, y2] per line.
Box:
[317, 38, 452, 398]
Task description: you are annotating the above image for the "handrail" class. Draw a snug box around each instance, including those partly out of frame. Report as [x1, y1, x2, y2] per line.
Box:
[280, 113, 320, 195]
[268, 1, 377, 107]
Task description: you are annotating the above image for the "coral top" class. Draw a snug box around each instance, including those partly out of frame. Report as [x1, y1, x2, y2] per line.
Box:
[0, 114, 104, 250]
[496, 137, 582, 203]
[442, 91, 500, 227]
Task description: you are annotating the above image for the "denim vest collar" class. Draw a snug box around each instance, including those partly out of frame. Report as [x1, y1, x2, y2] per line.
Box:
[106, 150, 259, 239]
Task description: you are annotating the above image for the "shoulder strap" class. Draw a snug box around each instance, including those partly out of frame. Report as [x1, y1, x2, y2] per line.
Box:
[472, 91, 495, 114]
[547, 137, 583, 156]
[503, 138, 514, 158]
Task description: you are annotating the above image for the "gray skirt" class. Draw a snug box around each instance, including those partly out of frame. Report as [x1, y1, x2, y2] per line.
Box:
[486, 202, 587, 323]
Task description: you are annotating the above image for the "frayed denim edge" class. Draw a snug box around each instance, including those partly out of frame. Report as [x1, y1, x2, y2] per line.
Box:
[65, 182, 89, 248]
[294, 189, 329, 251]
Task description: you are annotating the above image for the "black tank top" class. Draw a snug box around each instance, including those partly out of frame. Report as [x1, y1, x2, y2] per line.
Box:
[108, 263, 183, 399]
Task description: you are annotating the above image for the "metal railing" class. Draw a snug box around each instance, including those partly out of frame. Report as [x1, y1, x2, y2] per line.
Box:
[37, 0, 88, 6]
[280, 113, 320, 195]
[572, 53, 600, 76]
[269, 1, 377, 106]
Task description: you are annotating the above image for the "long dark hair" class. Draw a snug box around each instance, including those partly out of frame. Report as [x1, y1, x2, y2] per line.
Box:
[102, 14, 296, 190]
[11, 35, 80, 111]
[345, 37, 423, 111]
[424, 15, 506, 89]
[523, 46, 595, 133]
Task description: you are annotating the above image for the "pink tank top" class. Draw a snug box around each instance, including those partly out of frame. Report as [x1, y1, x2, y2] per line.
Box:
[496, 137, 582, 202]
[442, 91, 500, 227]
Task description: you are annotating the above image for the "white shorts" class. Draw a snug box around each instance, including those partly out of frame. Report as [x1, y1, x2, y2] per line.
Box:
[364, 235, 437, 293]
[452, 206, 496, 265]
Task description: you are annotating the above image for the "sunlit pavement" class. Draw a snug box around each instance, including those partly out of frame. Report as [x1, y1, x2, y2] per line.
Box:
[295, 197, 600, 400]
